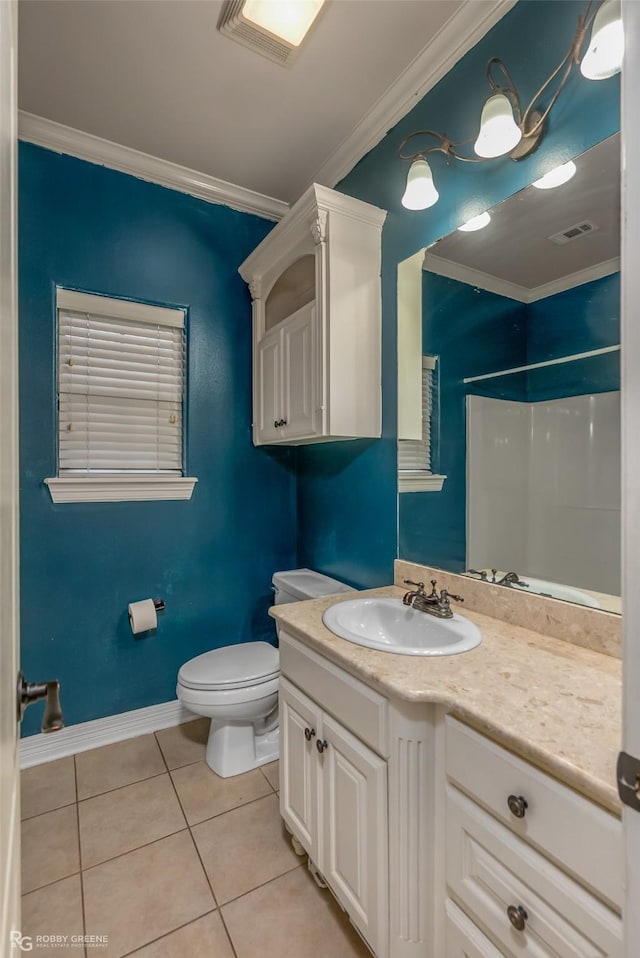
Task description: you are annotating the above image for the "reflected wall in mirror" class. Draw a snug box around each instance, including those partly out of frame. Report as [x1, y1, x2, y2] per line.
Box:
[398, 133, 621, 613]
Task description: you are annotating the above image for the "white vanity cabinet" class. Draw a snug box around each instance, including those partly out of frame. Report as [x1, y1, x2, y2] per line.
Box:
[277, 628, 623, 958]
[239, 184, 386, 446]
[443, 717, 623, 958]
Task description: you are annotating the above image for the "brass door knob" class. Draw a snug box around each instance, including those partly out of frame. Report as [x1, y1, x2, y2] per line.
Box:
[507, 794, 528, 818]
[507, 905, 528, 931]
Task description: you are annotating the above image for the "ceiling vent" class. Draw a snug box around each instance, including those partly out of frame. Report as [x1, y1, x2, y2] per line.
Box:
[549, 220, 600, 245]
[218, 1, 323, 67]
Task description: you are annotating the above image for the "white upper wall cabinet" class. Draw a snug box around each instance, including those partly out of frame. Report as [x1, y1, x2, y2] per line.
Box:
[239, 184, 387, 446]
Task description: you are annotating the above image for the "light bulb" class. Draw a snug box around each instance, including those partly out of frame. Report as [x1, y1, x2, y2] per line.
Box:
[401, 157, 439, 211]
[532, 160, 577, 190]
[458, 211, 491, 232]
[581, 0, 624, 80]
[474, 93, 522, 158]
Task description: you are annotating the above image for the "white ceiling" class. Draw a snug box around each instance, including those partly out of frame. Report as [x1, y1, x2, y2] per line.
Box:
[17, 0, 490, 205]
[424, 133, 620, 298]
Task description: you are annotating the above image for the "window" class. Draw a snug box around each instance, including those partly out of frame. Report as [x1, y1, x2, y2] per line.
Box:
[398, 356, 446, 493]
[45, 290, 197, 503]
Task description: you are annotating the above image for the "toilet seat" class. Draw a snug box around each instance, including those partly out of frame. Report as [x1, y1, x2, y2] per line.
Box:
[177, 641, 279, 692]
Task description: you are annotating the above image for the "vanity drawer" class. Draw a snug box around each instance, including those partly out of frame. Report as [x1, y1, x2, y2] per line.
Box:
[446, 785, 623, 958]
[279, 631, 388, 757]
[446, 899, 506, 958]
[445, 716, 622, 909]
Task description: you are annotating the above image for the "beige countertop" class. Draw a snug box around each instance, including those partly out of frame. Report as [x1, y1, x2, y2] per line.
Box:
[270, 585, 622, 816]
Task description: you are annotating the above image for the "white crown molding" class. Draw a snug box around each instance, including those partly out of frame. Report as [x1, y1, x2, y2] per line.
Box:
[526, 257, 621, 302]
[20, 699, 196, 768]
[18, 111, 289, 222]
[423, 252, 529, 302]
[423, 252, 621, 304]
[309, 0, 519, 191]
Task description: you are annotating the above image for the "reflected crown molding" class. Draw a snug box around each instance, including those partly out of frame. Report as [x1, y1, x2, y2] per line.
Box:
[422, 251, 620, 304]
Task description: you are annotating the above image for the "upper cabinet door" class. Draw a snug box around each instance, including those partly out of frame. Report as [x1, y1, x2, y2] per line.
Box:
[281, 303, 318, 441]
[255, 327, 282, 445]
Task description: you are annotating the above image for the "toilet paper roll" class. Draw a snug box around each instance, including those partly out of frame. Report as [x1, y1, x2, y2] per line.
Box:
[128, 599, 157, 634]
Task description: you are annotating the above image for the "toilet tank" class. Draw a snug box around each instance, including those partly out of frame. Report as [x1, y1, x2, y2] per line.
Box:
[272, 568, 356, 605]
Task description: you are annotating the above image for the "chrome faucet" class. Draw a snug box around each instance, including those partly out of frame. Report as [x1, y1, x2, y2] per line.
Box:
[403, 579, 464, 619]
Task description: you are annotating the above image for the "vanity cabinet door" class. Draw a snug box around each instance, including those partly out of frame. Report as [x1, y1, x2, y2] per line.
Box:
[279, 677, 321, 858]
[321, 713, 388, 958]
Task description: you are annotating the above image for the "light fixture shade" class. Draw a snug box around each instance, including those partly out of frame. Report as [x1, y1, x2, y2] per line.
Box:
[581, 0, 624, 79]
[458, 211, 491, 232]
[401, 158, 439, 210]
[532, 160, 577, 190]
[243, 0, 325, 47]
[474, 93, 522, 158]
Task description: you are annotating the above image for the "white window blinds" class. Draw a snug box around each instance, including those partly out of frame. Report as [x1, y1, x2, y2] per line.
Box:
[398, 356, 436, 473]
[57, 292, 185, 475]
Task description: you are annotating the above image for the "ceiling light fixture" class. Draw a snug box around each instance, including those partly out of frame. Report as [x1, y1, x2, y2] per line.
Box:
[219, 0, 325, 67]
[399, 0, 623, 211]
[458, 211, 492, 232]
[532, 160, 578, 190]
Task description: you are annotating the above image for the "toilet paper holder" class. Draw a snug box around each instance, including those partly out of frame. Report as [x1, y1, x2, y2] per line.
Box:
[153, 599, 166, 613]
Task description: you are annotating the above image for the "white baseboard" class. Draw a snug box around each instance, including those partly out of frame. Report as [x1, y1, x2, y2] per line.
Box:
[20, 699, 197, 769]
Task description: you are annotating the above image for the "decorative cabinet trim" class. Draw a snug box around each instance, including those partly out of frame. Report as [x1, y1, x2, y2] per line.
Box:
[45, 475, 198, 503]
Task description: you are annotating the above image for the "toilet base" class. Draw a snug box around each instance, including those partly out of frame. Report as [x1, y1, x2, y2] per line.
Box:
[205, 720, 279, 779]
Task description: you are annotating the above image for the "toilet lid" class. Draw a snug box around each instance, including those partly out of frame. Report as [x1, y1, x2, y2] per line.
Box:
[178, 641, 279, 691]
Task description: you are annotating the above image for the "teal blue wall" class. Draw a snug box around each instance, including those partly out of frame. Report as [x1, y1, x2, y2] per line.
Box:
[19, 144, 296, 735]
[296, 0, 620, 583]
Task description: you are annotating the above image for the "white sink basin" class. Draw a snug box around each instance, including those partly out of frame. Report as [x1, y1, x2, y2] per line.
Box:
[322, 597, 482, 656]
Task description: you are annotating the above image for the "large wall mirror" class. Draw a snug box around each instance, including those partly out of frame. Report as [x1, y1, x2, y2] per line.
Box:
[397, 132, 620, 614]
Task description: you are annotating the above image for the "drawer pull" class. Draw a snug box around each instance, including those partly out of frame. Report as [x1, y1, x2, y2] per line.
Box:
[507, 905, 528, 931]
[304, 726, 316, 741]
[507, 794, 528, 818]
[316, 739, 328, 753]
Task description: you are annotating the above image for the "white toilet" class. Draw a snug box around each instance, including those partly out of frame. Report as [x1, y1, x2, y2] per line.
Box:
[176, 568, 355, 778]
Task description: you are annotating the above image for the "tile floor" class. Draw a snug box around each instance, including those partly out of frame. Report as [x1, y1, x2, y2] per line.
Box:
[21, 719, 370, 958]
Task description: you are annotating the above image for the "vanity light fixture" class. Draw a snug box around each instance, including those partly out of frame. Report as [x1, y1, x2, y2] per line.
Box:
[399, 0, 623, 211]
[218, 0, 325, 66]
[458, 211, 492, 232]
[532, 160, 577, 190]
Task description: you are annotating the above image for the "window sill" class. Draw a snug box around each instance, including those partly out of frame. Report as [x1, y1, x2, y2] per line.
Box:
[398, 473, 447, 493]
[44, 476, 198, 503]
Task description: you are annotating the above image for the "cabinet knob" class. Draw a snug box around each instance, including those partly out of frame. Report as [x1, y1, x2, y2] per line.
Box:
[274, 420, 279, 428]
[281, 419, 287, 426]
[304, 727, 316, 741]
[507, 905, 528, 931]
[316, 739, 328, 754]
[507, 794, 528, 819]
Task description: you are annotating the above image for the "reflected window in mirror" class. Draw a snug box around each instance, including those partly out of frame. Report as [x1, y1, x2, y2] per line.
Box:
[398, 356, 444, 492]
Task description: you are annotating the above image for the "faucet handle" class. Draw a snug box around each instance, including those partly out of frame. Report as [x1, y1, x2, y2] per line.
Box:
[404, 579, 425, 593]
[440, 589, 464, 604]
